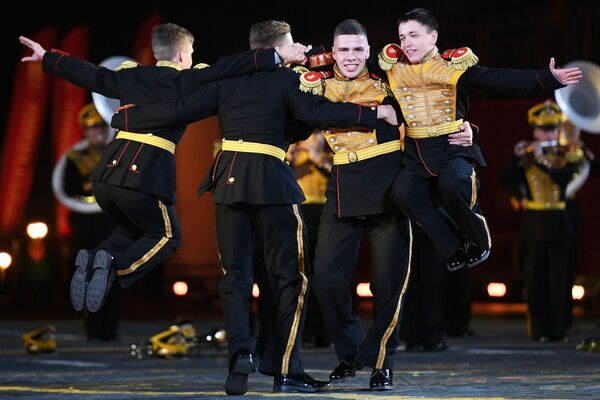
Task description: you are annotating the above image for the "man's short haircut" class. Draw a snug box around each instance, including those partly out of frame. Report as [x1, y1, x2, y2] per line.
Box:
[397, 8, 439, 32]
[151, 23, 194, 61]
[333, 19, 368, 42]
[249, 20, 291, 49]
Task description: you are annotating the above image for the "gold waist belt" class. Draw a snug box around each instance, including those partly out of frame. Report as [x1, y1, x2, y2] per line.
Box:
[333, 140, 401, 165]
[406, 119, 464, 139]
[222, 139, 286, 161]
[116, 131, 176, 154]
[524, 200, 566, 210]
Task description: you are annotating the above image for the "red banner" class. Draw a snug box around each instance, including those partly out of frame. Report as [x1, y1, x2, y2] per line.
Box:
[0, 27, 58, 238]
[133, 13, 163, 65]
[51, 26, 90, 238]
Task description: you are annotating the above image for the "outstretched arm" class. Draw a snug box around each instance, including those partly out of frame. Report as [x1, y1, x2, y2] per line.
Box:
[20, 35, 124, 98]
[110, 84, 219, 131]
[177, 43, 311, 92]
[461, 59, 582, 95]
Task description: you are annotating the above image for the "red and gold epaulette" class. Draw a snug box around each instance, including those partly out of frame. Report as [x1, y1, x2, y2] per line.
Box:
[292, 65, 309, 74]
[299, 70, 332, 95]
[193, 63, 209, 70]
[440, 47, 478, 70]
[308, 51, 334, 69]
[115, 60, 139, 71]
[378, 43, 405, 71]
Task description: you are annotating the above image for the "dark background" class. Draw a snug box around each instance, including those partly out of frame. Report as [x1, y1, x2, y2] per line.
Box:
[1, 0, 599, 317]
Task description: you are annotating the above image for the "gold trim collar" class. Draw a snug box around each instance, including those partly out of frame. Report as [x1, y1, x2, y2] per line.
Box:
[156, 60, 182, 70]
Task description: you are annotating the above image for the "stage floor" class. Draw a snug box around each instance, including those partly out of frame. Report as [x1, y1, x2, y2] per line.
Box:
[1, 318, 599, 399]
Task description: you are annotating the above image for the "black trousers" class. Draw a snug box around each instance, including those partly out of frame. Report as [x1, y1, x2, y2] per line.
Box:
[312, 210, 411, 369]
[215, 202, 308, 375]
[93, 182, 181, 289]
[523, 238, 571, 340]
[391, 157, 490, 259]
[401, 225, 445, 347]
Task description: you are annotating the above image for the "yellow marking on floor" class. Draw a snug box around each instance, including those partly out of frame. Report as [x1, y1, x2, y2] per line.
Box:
[0, 385, 520, 399]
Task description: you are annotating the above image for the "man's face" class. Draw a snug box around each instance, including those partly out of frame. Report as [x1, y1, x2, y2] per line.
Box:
[180, 39, 194, 69]
[533, 126, 560, 141]
[332, 34, 369, 79]
[398, 20, 437, 64]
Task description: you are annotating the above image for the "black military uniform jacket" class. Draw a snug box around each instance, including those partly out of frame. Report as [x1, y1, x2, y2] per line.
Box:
[110, 67, 378, 206]
[42, 48, 281, 204]
[375, 45, 566, 176]
[498, 153, 579, 241]
[299, 66, 402, 218]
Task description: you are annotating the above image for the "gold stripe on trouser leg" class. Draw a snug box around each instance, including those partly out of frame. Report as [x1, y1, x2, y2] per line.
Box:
[117, 200, 171, 276]
[281, 204, 309, 374]
[474, 213, 492, 249]
[375, 220, 413, 369]
[470, 168, 477, 209]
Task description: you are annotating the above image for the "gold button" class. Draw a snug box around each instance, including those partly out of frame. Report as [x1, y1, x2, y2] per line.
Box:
[131, 164, 138, 171]
[112, 160, 117, 165]
[148, 133, 153, 136]
[238, 139, 243, 143]
[334, 146, 340, 152]
[428, 127, 437, 134]
[228, 177, 235, 183]
[368, 138, 374, 144]
[348, 152, 358, 163]
[222, 138, 226, 142]
[329, 137, 335, 143]
[371, 106, 376, 111]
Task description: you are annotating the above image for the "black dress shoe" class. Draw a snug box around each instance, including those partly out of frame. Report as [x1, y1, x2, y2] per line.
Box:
[465, 244, 490, 268]
[225, 353, 254, 395]
[273, 372, 331, 393]
[70, 249, 94, 312]
[369, 368, 394, 391]
[329, 357, 357, 383]
[85, 250, 116, 313]
[446, 244, 467, 271]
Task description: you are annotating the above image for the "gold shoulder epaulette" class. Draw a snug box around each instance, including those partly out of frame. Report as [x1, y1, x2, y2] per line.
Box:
[115, 60, 138, 71]
[299, 71, 330, 95]
[292, 65, 309, 74]
[440, 47, 478, 70]
[378, 44, 402, 71]
[193, 63, 209, 70]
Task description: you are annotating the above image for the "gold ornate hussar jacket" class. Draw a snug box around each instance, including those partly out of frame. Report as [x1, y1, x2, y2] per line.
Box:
[379, 44, 478, 138]
[300, 65, 390, 156]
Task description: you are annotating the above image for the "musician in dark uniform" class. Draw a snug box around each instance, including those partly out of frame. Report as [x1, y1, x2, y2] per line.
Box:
[64, 103, 120, 341]
[19, 24, 306, 314]
[107, 20, 397, 395]
[498, 100, 582, 342]
[376, 8, 582, 270]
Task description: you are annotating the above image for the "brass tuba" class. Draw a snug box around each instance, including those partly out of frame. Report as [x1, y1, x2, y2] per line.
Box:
[554, 60, 600, 197]
[51, 55, 133, 213]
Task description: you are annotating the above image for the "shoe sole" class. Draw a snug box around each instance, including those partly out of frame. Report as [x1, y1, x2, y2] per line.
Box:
[330, 375, 356, 384]
[86, 250, 113, 313]
[467, 249, 491, 268]
[273, 385, 319, 393]
[447, 261, 466, 272]
[70, 249, 91, 312]
[225, 355, 253, 395]
[369, 384, 396, 391]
